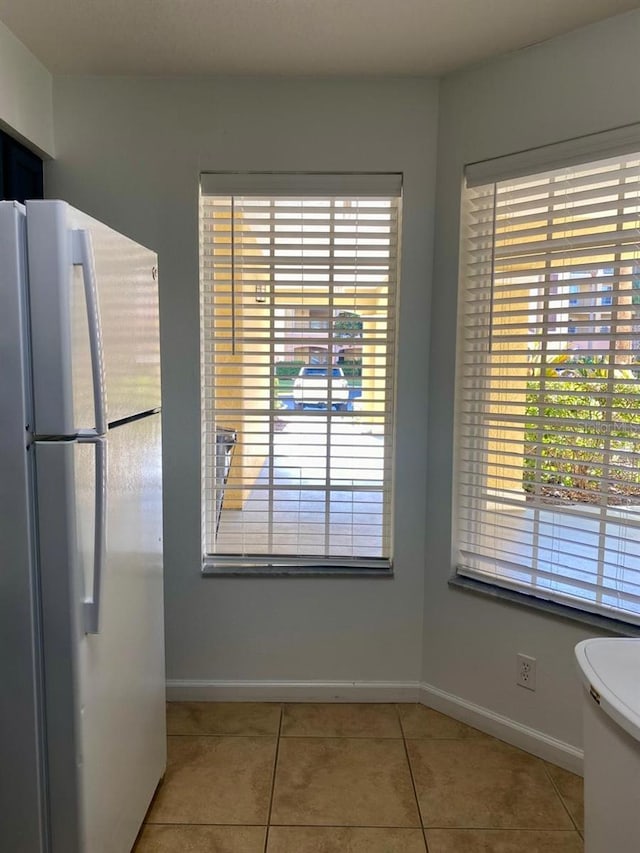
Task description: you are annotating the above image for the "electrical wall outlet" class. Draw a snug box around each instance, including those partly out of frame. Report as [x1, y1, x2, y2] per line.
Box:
[517, 653, 537, 691]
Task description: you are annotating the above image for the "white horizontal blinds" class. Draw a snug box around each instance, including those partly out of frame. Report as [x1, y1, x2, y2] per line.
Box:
[200, 182, 399, 566]
[457, 151, 640, 623]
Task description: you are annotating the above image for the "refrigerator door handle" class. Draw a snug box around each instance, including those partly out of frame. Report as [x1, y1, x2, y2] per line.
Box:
[78, 433, 107, 634]
[72, 229, 107, 436]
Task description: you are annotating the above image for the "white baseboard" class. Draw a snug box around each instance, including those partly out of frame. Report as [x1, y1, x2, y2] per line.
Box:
[166, 679, 421, 703]
[165, 677, 583, 775]
[418, 681, 583, 775]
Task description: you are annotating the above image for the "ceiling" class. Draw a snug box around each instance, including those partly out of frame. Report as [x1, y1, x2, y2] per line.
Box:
[1, 0, 638, 76]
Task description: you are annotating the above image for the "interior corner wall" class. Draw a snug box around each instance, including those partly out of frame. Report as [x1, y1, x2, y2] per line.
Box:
[0, 21, 53, 157]
[47, 76, 438, 686]
[427, 8, 640, 749]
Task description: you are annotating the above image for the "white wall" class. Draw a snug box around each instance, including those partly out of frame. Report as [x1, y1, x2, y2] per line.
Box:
[0, 20, 53, 156]
[426, 9, 640, 748]
[48, 76, 438, 686]
[41, 7, 640, 746]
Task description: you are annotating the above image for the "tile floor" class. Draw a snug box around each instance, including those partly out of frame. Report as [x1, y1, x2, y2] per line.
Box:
[133, 702, 584, 852]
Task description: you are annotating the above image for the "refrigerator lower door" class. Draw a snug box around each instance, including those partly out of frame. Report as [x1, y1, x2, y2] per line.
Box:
[35, 412, 166, 853]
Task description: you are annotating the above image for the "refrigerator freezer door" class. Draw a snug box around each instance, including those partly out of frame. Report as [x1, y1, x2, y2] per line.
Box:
[35, 412, 166, 853]
[0, 201, 47, 852]
[26, 200, 161, 434]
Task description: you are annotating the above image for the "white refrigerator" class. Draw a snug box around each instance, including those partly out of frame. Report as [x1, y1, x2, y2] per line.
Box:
[0, 200, 166, 852]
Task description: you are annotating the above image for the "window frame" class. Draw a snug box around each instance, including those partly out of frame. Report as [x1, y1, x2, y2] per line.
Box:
[455, 127, 640, 626]
[199, 172, 402, 576]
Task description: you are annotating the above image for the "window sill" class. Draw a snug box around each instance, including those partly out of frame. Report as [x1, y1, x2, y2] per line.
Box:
[202, 557, 393, 578]
[449, 574, 640, 637]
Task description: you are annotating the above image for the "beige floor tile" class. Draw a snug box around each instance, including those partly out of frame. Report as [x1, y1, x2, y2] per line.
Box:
[397, 704, 486, 739]
[133, 825, 266, 852]
[545, 763, 584, 830]
[407, 738, 573, 829]
[281, 703, 402, 738]
[425, 829, 583, 852]
[271, 737, 420, 827]
[166, 701, 281, 736]
[266, 826, 427, 852]
[147, 736, 276, 825]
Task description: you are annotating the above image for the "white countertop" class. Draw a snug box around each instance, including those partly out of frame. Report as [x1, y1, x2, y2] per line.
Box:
[575, 638, 640, 743]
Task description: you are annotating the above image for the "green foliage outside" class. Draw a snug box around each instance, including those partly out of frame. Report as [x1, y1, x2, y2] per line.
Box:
[333, 311, 363, 339]
[274, 360, 306, 379]
[339, 357, 362, 379]
[523, 355, 640, 504]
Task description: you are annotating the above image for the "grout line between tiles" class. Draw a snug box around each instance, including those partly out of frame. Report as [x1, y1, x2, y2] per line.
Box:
[264, 703, 284, 853]
[267, 822, 434, 827]
[143, 821, 268, 827]
[414, 825, 585, 831]
[261, 823, 583, 830]
[395, 701, 409, 739]
[542, 763, 582, 833]
[395, 703, 430, 853]
[166, 732, 280, 738]
[278, 733, 404, 739]
[401, 734, 487, 741]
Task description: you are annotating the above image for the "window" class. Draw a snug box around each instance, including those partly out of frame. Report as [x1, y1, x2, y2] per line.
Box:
[601, 283, 614, 307]
[0, 130, 44, 203]
[568, 284, 580, 307]
[200, 173, 401, 572]
[307, 308, 331, 331]
[457, 146, 640, 624]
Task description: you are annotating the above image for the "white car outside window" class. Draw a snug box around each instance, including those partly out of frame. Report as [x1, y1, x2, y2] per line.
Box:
[292, 366, 350, 410]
